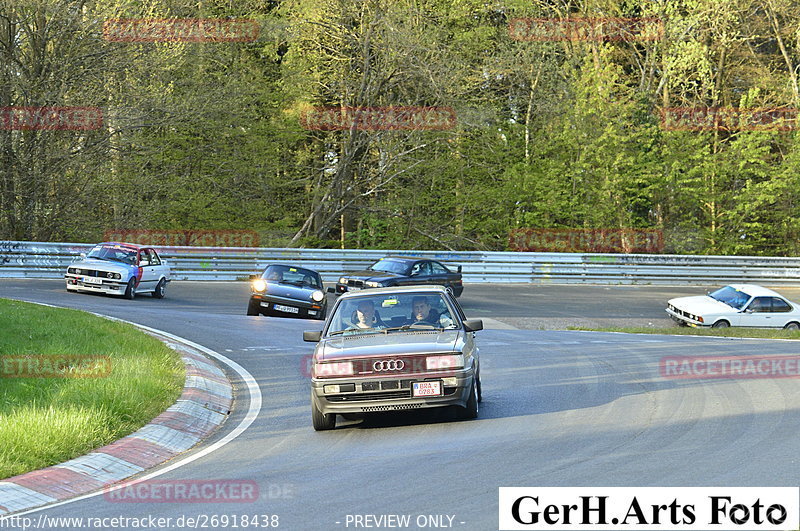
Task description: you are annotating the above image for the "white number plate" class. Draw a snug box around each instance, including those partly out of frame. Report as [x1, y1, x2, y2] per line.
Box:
[83, 276, 103, 284]
[412, 381, 442, 397]
[273, 304, 299, 314]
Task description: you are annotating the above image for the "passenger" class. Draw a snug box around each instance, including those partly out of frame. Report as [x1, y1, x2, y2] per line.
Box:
[349, 299, 386, 330]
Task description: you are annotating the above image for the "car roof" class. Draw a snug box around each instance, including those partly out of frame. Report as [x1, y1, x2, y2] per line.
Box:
[265, 264, 320, 274]
[725, 284, 785, 298]
[97, 241, 144, 250]
[377, 256, 429, 263]
[338, 285, 449, 299]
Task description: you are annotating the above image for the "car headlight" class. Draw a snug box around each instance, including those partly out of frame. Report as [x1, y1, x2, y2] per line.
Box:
[311, 290, 324, 302]
[426, 354, 464, 370]
[365, 281, 381, 288]
[339, 277, 347, 284]
[314, 361, 354, 377]
[252, 279, 267, 292]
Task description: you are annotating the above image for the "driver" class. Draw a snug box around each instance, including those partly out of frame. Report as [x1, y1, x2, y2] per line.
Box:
[410, 296, 441, 325]
[266, 269, 283, 281]
[348, 299, 386, 330]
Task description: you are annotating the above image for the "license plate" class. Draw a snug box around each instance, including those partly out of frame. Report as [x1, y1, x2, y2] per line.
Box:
[273, 304, 299, 314]
[412, 381, 442, 397]
[83, 276, 103, 284]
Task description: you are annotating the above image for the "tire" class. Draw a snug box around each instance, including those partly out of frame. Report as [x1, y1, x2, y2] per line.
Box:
[461, 379, 479, 420]
[246, 299, 260, 316]
[312, 395, 336, 431]
[712, 320, 730, 328]
[123, 278, 136, 300]
[476, 372, 482, 403]
[152, 278, 166, 299]
[784, 322, 800, 331]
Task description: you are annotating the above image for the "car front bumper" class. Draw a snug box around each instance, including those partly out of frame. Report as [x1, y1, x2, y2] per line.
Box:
[65, 275, 128, 296]
[250, 294, 325, 319]
[311, 368, 474, 415]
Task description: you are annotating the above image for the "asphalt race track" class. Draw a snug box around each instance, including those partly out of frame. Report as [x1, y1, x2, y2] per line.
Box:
[2, 279, 800, 530]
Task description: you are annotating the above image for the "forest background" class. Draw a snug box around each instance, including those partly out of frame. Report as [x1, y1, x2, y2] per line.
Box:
[2, 0, 800, 255]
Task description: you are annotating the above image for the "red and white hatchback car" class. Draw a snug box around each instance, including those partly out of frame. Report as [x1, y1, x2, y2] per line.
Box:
[65, 242, 171, 299]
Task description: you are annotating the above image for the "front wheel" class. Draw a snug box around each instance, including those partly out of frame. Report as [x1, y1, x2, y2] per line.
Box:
[784, 322, 800, 331]
[312, 395, 336, 431]
[152, 278, 166, 299]
[123, 278, 136, 300]
[461, 380, 479, 420]
[712, 320, 730, 328]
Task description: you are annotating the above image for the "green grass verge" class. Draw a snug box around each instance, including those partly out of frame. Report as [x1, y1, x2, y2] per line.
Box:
[568, 325, 800, 340]
[0, 299, 184, 479]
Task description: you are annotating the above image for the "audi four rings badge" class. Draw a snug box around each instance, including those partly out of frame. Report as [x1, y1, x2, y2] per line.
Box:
[373, 360, 404, 371]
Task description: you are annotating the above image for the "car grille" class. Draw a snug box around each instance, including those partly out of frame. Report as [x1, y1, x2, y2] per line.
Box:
[70, 268, 116, 279]
[360, 404, 423, 412]
[349, 355, 451, 376]
[347, 279, 364, 288]
[327, 390, 411, 402]
[325, 386, 458, 403]
[669, 304, 700, 321]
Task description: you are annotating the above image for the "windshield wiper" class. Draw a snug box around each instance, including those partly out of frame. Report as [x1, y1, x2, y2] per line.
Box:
[381, 324, 451, 333]
[328, 327, 380, 336]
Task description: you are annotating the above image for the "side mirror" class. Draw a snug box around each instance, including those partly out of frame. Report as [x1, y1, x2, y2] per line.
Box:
[326, 287, 336, 293]
[303, 330, 322, 342]
[249, 274, 259, 280]
[457, 265, 462, 273]
[463, 319, 483, 332]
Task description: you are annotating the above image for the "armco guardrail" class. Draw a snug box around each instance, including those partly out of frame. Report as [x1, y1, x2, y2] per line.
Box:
[2, 241, 800, 285]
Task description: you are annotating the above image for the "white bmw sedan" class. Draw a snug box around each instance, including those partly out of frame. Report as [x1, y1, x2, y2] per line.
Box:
[666, 284, 800, 329]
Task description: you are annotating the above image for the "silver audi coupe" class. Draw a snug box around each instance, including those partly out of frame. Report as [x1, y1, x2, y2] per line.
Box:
[303, 285, 483, 430]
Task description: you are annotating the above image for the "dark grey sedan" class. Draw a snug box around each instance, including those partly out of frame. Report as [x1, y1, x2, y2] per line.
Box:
[303, 285, 482, 430]
[247, 264, 327, 320]
[336, 256, 464, 297]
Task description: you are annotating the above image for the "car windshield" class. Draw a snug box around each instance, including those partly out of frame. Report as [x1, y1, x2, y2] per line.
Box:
[368, 259, 410, 275]
[709, 286, 751, 310]
[262, 265, 321, 288]
[327, 292, 459, 336]
[86, 244, 137, 264]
